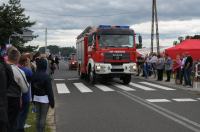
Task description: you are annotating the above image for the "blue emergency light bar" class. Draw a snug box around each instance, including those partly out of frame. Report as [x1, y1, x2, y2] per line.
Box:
[98, 25, 129, 29]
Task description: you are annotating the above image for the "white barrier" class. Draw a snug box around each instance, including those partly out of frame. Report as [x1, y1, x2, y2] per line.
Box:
[195, 63, 200, 77]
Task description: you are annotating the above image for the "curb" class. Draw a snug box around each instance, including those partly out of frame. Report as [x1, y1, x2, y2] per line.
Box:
[47, 108, 56, 132]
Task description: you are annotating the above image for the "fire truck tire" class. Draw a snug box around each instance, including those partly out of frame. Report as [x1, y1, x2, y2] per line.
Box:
[78, 66, 84, 79]
[88, 69, 96, 84]
[123, 75, 131, 84]
[79, 72, 85, 79]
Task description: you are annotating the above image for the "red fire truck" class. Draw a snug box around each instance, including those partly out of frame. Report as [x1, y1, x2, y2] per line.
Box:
[76, 25, 139, 84]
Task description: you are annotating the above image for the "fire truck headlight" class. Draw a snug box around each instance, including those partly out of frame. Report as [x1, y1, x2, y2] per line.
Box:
[133, 64, 137, 70]
[96, 65, 101, 70]
[129, 63, 137, 70]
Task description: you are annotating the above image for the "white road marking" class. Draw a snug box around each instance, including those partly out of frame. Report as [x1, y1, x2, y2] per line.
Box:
[129, 82, 156, 91]
[118, 91, 200, 132]
[68, 78, 79, 81]
[197, 98, 200, 100]
[112, 83, 135, 91]
[172, 98, 197, 102]
[73, 83, 93, 93]
[139, 82, 176, 90]
[54, 79, 65, 81]
[146, 99, 171, 103]
[95, 84, 114, 92]
[56, 83, 70, 94]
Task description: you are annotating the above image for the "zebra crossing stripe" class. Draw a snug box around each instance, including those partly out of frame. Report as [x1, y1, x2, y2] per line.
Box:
[139, 82, 175, 90]
[56, 83, 70, 94]
[172, 98, 197, 102]
[129, 82, 156, 91]
[68, 78, 79, 81]
[112, 83, 135, 91]
[146, 99, 171, 103]
[54, 79, 65, 81]
[95, 84, 114, 92]
[73, 83, 93, 93]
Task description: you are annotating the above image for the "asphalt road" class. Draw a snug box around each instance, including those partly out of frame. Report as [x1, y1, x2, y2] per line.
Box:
[53, 61, 200, 132]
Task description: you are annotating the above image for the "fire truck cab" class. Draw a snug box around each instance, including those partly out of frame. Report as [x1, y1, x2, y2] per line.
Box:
[76, 25, 138, 84]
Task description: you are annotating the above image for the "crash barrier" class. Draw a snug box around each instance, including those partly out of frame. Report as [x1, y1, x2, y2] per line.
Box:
[195, 62, 200, 77]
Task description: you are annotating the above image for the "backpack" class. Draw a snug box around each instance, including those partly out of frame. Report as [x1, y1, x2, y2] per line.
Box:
[4, 64, 22, 97]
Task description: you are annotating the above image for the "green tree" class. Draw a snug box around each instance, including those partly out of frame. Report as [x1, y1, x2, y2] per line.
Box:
[136, 43, 142, 49]
[0, 0, 36, 51]
[38, 45, 76, 57]
[47, 45, 60, 54]
[192, 35, 200, 39]
[60, 47, 76, 57]
[173, 41, 178, 46]
[21, 45, 39, 52]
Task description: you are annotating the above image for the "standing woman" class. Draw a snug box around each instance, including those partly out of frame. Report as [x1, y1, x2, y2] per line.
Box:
[17, 55, 33, 132]
[164, 54, 173, 82]
[31, 58, 55, 132]
[156, 54, 165, 81]
[173, 55, 182, 84]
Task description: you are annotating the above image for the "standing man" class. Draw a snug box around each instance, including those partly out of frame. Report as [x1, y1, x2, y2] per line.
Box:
[164, 54, 173, 82]
[6, 47, 29, 132]
[0, 45, 8, 132]
[184, 53, 193, 87]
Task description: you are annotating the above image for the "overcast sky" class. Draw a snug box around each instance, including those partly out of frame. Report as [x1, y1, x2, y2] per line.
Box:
[1, 0, 200, 48]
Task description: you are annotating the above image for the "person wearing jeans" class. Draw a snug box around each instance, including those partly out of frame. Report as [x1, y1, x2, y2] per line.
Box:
[184, 67, 192, 86]
[184, 54, 193, 87]
[35, 102, 49, 132]
[31, 58, 55, 132]
[164, 54, 173, 82]
[17, 55, 33, 132]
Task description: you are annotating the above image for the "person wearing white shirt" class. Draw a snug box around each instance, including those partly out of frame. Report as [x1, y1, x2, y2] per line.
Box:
[180, 54, 187, 84]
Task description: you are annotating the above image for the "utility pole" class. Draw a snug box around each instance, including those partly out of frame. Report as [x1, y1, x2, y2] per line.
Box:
[151, 0, 160, 54]
[45, 28, 47, 54]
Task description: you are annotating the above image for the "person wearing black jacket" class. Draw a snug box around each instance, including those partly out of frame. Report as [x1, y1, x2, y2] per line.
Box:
[31, 58, 55, 132]
[183, 54, 193, 87]
[0, 47, 8, 132]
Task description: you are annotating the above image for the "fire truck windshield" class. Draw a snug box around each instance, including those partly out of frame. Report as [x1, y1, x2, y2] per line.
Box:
[98, 35, 134, 48]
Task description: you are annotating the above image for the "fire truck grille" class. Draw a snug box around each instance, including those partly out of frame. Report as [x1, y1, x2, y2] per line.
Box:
[104, 53, 130, 61]
[111, 69, 124, 72]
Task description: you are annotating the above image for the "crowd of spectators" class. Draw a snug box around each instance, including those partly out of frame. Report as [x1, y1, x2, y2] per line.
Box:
[136, 52, 195, 88]
[0, 45, 55, 132]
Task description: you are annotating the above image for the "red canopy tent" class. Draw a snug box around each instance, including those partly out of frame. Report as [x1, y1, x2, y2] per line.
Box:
[165, 39, 200, 60]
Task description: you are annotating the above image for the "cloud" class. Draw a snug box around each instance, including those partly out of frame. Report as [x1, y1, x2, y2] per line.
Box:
[131, 19, 200, 47]
[2, 0, 200, 48]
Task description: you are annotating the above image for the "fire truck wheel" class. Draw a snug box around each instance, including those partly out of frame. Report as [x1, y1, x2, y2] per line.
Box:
[123, 75, 131, 84]
[89, 70, 96, 84]
[79, 71, 85, 79]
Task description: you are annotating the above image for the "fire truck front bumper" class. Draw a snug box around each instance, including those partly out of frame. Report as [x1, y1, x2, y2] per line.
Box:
[94, 63, 137, 74]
